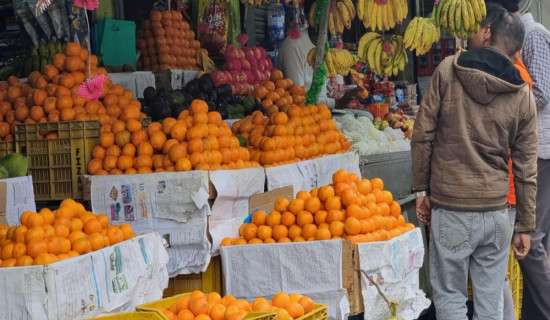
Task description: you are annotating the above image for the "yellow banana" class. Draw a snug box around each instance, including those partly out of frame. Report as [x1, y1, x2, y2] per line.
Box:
[329, 12, 336, 34]
[440, 0, 453, 29]
[307, 48, 316, 67]
[403, 17, 418, 48]
[362, 0, 372, 28]
[374, 42, 383, 75]
[461, 0, 470, 31]
[337, 2, 352, 29]
[469, 0, 482, 23]
[370, 1, 379, 31]
[367, 38, 382, 70]
[377, 3, 384, 31]
[342, 0, 356, 19]
[410, 19, 424, 51]
[448, 0, 457, 32]
[387, 0, 396, 28]
[357, 0, 365, 21]
[358, 32, 380, 62]
[454, 0, 462, 35]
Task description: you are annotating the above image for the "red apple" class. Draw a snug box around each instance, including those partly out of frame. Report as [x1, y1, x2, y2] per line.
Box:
[241, 59, 251, 71]
[225, 44, 239, 59]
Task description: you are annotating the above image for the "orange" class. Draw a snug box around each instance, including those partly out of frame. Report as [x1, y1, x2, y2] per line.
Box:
[190, 100, 208, 114]
[251, 210, 267, 226]
[390, 201, 401, 217]
[314, 227, 331, 240]
[299, 297, 314, 313]
[288, 225, 302, 240]
[371, 177, 384, 190]
[72, 237, 92, 254]
[286, 302, 305, 318]
[344, 217, 361, 235]
[266, 211, 282, 227]
[89, 232, 105, 251]
[190, 297, 209, 316]
[288, 198, 305, 215]
[272, 225, 288, 241]
[24, 226, 45, 243]
[15, 255, 34, 266]
[106, 226, 124, 245]
[296, 211, 313, 227]
[1, 242, 14, 260]
[325, 197, 341, 211]
[318, 186, 335, 202]
[274, 198, 289, 212]
[176, 158, 192, 171]
[27, 239, 47, 258]
[26, 213, 44, 228]
[119, 224, 133, 240]
[83, 218, 102, 235]
[357, 179, 372, 195]
[281, 211, 296, 227]
[272, 292, 290, 308]
[301, 224, 317, 239]
[99, 132, 115, 148]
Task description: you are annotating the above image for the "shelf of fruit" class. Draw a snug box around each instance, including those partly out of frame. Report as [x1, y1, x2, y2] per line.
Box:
[222, 169, 415, 246]
[0, 199, 136, 267]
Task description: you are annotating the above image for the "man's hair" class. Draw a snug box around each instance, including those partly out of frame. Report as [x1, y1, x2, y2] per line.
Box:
[490, 11, 525, 57]
[480, 2, 507, 27]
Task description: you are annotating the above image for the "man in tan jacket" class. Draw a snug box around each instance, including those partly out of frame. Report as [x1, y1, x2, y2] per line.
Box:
[411, 11, 537, 320]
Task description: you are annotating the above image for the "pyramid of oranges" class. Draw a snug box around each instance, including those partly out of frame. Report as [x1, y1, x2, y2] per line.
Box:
[252, 70, 308, 110]
[222, 169, 415, 246]
[89, 100, 260, 175]
[0, 198, 135, 267]
[0, 42, 146, 140]
[232, 103, 351, 167]
[137, 10, 202, 71]
[155, 290, 316, 320]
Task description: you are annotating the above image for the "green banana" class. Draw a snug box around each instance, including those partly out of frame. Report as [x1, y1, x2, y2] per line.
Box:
[461, 0, 470, 31]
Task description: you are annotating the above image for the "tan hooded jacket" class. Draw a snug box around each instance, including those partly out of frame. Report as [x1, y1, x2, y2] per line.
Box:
[411, 47, 537, 232]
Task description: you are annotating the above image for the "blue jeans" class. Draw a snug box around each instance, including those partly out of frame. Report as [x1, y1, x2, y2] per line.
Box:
[429, 207, 513, 320]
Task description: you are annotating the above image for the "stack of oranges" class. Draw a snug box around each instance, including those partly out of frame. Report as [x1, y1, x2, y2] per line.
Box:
[252, 70, 308, 110]
[89, 99, 260, 175]
[0, 42, 146, 140]
[137, 10, 202, 71]
[222, 169, 415, 246]
[0, 198, 135, 267]
[232, 104, 351, 167]
[156, 290, 315, 320]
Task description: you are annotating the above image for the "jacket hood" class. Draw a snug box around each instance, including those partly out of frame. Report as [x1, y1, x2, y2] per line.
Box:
[454, 47, 526, 105]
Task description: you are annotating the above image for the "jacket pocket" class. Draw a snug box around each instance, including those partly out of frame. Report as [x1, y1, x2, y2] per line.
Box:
[439, 210, 473, 253]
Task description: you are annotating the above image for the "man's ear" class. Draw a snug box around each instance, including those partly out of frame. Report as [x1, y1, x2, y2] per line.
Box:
[482, 25, 492, 46]
[511, 49, 522, 62]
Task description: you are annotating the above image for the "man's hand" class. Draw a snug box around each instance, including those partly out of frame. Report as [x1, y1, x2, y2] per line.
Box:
[416, 196, 432, 226]
[512, 233, 531, 260]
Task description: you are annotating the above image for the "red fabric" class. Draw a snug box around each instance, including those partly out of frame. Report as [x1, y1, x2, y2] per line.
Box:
[507, 59, 533, 205]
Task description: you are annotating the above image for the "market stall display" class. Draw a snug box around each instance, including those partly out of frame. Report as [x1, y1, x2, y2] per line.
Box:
[432, 0, 487, 39]
[221, 169, 414, 246]
[356, 33, 407, 77]
[250, 70, 309, 109]
[356, 0, 408, 31]
[308, 0, 356, 35]
[0, 198, 136, 267]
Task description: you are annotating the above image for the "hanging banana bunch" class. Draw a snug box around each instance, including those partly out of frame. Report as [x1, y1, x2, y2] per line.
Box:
[357, 0, 408, 32]
[308, 0, 356, 35]
[307, 48, 357, 77]
[357, 32, 407, 77]
[403, 17, 441, 55]
[432, 0, 486, 39]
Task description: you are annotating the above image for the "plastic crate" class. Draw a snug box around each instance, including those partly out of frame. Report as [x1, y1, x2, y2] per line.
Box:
[163, 256, 222, 297]
[138, 293, 276, 320]
[0, 141, 15, 157]
[468, 249, 523, 318]
[85, 311, 164, 319]
[297, 304, 328, 320]
[14, 120, 100, 201]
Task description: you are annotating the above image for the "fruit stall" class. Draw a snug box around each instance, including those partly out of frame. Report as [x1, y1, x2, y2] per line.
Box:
[0, 0, 520, 319]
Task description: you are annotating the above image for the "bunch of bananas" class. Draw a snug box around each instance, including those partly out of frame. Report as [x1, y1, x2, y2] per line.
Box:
[357, 32, 408, 77]
[308, 0, 356, 35]
[239, 0, 268, 5]
[307, 48, 356, 77]
[357, 0, 408, 32]
[403, 17, 441, 55]
[432, 0, 486, 39]
[0, 40, 66, 80]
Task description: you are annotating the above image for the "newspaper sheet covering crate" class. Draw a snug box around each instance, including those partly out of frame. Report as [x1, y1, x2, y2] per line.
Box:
[0, 233, 168, 320]
[208, 167, 266, 254]
[0, 175, 36, 226]
[221, 240, 350, 320]
[358, 228, 430, 320]
[89, 171, 211, 277]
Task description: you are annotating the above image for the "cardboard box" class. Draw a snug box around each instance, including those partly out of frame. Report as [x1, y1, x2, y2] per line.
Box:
[248, 186, 293, 214]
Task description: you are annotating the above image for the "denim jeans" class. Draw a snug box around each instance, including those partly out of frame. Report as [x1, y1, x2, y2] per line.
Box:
[429, 207, 513, 320]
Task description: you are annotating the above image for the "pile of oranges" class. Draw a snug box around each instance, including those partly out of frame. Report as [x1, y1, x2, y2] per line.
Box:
[137, 10, 202, 71]
[0, 199, 135, 267]
[232, 104, 351, 166]
[157, 290, 315, 320]
[0, 42, 146, 140]
[222, 169, 415, 246]
[252, 70, 308, 110]
[89, 100, 260, 175]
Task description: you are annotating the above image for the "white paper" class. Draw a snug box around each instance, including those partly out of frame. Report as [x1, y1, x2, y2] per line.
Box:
[0, 233, 168, 320]
[0, 266, 48, 320]
[221, 240, 343, 298]
[90, 171, 211, 276]
[358, 228, 430, 320]
[265, 160, 316, 196]
[3, 176, 36, 226]
[315, 153, 361, 187]
[108, 72, 156, 98]
[209, 168, 265, 254]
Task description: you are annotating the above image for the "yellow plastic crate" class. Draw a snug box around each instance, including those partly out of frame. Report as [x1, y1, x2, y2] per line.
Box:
[137, 293, 276, 320]
[85, 311, 164, 319]
[468, 249, 523, 319]
[163, 256, 222, 297]
[296, 304, 328, 320]
[0, 141, 14, 157]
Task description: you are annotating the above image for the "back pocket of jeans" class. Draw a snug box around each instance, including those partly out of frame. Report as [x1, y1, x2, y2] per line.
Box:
[439, 211, 472, 253]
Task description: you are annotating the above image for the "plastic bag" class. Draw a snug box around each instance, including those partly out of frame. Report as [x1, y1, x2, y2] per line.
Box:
[28, 2, 53, 40]
[198, 1, 228, 54]
[46, 0, 67, 40]
[15, 2, 40, 48]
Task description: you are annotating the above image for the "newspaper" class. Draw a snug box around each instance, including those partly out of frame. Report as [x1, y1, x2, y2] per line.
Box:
[221, 240, 347, 319]
[0, 233, 168, 320]
[209, 168, 266, 254]
[315, 153, 361, 187]
[358, 228, 430, 320]
[265, 153, 361, 196]
[107, 71, 156, 98]
[3, 176, 36, 226]
[90, 171, 211, 276]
